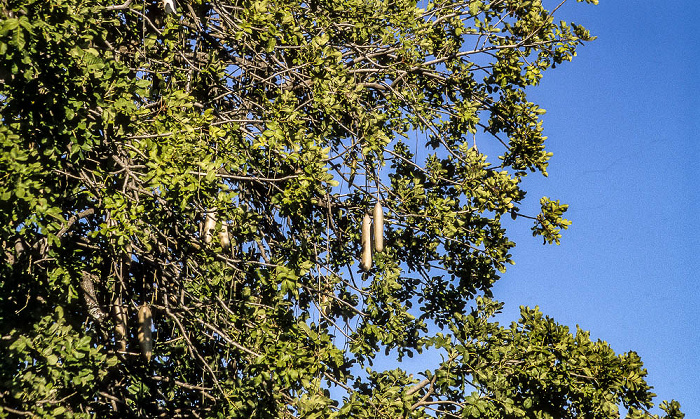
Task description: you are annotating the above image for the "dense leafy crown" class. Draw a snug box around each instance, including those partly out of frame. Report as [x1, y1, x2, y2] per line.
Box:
[0, 0, 684, 417]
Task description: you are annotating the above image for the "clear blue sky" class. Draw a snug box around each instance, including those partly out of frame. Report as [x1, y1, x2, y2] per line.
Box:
[491, 1, 699, 416]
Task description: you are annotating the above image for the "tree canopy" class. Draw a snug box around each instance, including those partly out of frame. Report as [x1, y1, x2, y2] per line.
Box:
[0, 0, 685, 417]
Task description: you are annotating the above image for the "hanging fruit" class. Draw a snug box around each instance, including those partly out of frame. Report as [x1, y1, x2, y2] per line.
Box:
[360, 213, 372, 271]
[113, 297, 128, 353]
[163, 0, 177, 14]
[203, 208, 217, 244]
[219, 224, 231, 251]
[138, 304, 153, 362]
[373, 202, 384, 252]
[320, 294, 331, 317]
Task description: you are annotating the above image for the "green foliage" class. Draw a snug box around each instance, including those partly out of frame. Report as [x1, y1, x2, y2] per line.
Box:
[0, 0, 682, 417]
[533, 197, 572, 245]
[1, 307, 117, 418]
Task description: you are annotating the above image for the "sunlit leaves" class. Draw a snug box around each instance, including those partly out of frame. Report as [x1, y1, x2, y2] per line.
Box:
[2, 307, 116, 418]
[533, 197, 572, 245]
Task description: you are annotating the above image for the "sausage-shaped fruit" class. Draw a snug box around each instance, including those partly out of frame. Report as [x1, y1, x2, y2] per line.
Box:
[360, 213, 372, 271]
[113, 297, 128, 353]
[320, 294, 330, 317]
[203, 209, 217, 244]
[373, 202, 384, 252]
[219, 224, 230, 250]
[138, 304, 153, 362]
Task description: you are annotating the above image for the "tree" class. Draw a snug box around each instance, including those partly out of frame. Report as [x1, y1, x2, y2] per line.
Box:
[0, 0, 685, 417]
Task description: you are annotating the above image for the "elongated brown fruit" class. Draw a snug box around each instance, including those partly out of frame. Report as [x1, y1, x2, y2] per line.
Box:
[113, 297, 128, 353]
[203, 208, 217, 244]
[123, 242, 133, 272]
[320, 294, 330, 317]
[373, 202, 384, 252]
[360, 213, 372, 271]
[219, 224, 230, 250]
[138, 304, 153, 362]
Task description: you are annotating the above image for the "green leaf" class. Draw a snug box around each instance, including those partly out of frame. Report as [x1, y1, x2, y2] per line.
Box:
[469, 0, 483, 17]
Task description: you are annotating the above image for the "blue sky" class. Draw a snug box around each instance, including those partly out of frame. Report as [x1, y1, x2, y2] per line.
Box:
[491, 0, 699, 416]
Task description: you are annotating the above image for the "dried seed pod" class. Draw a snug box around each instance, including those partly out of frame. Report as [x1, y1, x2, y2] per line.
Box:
[203, 208, 217, 244]
[360, 213, 372, 271]
[219, 224, 230, 251]
[113, 297, 128, 353]
[373, 202, 384, 252]
[138, 304, 153, 362]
